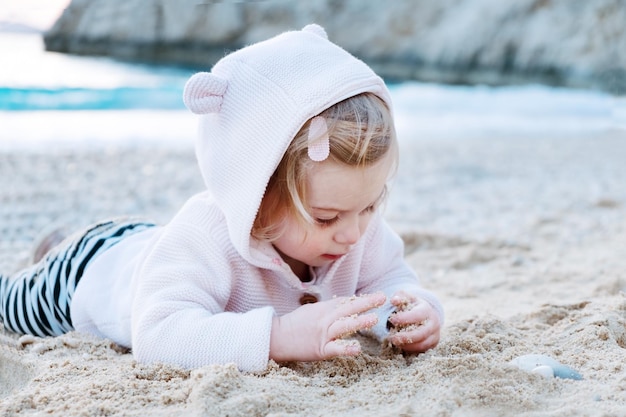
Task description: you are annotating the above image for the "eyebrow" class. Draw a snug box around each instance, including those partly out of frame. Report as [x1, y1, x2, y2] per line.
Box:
[310, 190, 385, 213]
[310, 206, 344, 213]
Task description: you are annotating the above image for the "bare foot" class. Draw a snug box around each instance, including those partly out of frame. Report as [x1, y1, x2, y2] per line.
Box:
[31, 227, 68, 264]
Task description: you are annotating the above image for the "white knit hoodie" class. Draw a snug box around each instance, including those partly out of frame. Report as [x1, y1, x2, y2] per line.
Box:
[70, 24, 443, 371]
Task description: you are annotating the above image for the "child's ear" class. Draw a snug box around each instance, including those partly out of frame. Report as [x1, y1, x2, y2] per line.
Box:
[183, 72, 228, 114]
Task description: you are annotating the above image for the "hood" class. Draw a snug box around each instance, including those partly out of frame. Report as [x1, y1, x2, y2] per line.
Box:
[183, 24, 393, 265]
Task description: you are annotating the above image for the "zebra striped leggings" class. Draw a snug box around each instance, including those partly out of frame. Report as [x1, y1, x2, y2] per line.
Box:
[0, 219, 155, 337]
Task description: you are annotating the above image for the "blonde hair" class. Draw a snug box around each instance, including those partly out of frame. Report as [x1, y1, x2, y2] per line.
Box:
[252, 92, 398, 241]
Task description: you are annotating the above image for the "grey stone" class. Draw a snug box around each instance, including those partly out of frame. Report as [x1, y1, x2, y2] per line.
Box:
[44, 0, 626, 93]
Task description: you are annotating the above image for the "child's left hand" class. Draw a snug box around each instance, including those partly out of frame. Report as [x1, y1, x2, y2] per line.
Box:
[386, 290, 441, 353]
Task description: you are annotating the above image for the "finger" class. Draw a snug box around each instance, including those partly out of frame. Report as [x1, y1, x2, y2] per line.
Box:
[390, 325, 425, 345]
[388, 303, 432, 328]
[329, 312, 378, 339]
[391, 331, 440, 353]
[334, 292, 386, 317]
[390, 327, 424, 344]
[323, 339, 362, 358]
[390, 291, 417, 311]
[389, 318, 438, 346]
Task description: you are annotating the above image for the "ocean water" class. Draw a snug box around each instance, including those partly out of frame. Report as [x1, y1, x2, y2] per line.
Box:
[0, 30, 622, 151]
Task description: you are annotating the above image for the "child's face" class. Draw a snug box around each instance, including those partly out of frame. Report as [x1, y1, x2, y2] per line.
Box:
[273, 152, 394, 273]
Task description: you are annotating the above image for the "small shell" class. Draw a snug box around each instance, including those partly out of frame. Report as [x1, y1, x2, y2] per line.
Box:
[531, 365, 554, 379]
[509, 354, 582, 380]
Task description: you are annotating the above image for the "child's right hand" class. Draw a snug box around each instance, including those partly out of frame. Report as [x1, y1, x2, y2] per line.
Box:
[269, 292, 386, 363]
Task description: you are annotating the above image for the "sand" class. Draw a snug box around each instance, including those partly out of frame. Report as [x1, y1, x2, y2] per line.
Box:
[0, 131, 625, 416]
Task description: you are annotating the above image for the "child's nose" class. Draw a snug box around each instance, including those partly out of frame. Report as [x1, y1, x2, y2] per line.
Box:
[335, 218, 361, 245]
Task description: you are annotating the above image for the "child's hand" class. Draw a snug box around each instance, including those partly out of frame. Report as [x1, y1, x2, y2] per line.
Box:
[386, 290, 441, 353]
[269, 292, 386, 363]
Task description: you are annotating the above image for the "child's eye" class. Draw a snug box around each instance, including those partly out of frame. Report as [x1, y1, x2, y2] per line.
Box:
[315, 217, 339, 227]
[361, 205, 376, 214]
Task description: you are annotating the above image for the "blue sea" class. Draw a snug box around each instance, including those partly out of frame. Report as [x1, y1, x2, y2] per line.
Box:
[0, 30, 622, 151]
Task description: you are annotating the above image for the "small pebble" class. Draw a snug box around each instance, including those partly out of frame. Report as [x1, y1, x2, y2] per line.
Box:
[509, 354, 583, 380]
[61, 336, 80, 348]
[17, 334, 38, 347]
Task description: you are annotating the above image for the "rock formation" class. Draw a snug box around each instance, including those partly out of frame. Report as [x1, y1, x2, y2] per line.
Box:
[44, 0, 626, 94]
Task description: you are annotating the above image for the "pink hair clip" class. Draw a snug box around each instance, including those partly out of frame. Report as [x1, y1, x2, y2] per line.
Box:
[307, 116, 330, 161]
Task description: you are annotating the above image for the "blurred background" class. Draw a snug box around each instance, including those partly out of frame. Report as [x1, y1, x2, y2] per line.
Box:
[0, 0, 623, 150]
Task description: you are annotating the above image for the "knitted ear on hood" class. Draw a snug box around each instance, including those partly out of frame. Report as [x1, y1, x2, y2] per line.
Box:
[183, 72, 228, 114]
[301, 23, 328, 39]
[183, 24, 323, 115]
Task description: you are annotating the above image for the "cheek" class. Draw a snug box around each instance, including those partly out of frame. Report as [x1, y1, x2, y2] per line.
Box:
[281, 215, 321, 247]
[310, 229, 331, 247]
[359, 213, 374, 233]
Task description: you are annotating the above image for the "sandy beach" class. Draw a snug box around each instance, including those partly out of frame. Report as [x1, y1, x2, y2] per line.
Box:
[1, 130, 625, 416]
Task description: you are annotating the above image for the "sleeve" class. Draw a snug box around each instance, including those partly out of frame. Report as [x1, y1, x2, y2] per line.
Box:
[356, 216, 444, 340]
[130, 202, 274, 372]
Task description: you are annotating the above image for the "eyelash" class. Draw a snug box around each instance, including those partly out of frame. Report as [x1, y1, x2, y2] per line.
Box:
[315, 205, 376, 227]
[315, 218, 338, 227]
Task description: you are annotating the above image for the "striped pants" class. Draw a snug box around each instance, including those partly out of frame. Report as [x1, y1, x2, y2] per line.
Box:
[0, 219, 154, 337]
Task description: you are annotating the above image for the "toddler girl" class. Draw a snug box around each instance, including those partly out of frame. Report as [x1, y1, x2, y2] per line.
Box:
[0, 24, 443, 371]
